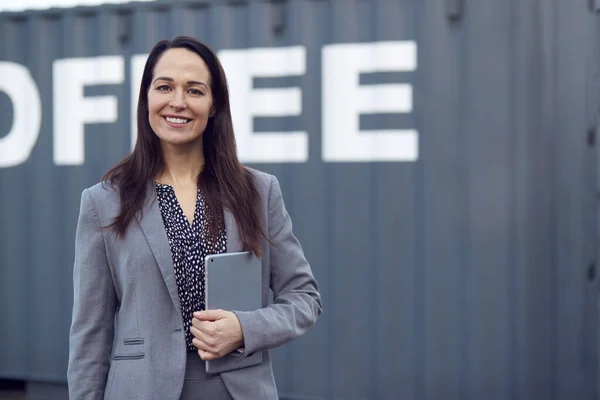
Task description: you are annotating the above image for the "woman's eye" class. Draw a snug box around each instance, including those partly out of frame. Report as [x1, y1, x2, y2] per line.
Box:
[188, 88, 203, 95]
[156, 85, 171, 91]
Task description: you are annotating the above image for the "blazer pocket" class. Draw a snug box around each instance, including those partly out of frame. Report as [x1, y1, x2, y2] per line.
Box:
[123, 337, 144, 346]
[112, 337, 145, 360]
[112, 353, 145, 361]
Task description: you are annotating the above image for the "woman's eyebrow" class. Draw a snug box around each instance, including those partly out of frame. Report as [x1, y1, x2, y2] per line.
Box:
[153, 76, 208, 89]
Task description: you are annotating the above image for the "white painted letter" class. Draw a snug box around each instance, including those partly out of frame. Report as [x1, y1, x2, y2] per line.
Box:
[218, 46, 308, 163]
[53, 56, 124, 165]
[0, 62, 41, 168]
[322, 41, 418, 162]
[130, 54, 147, 150]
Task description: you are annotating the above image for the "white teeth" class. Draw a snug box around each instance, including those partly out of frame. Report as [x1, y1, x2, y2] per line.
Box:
[165, 117, 189, 124]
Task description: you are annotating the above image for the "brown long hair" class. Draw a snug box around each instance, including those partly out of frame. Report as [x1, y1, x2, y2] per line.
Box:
[103, 36, 265, 257]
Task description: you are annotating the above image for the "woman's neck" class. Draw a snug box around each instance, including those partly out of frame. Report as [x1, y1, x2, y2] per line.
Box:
[157, 142, 205, 187]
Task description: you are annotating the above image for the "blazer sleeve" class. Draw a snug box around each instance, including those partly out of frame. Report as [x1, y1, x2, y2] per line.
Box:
[233, 175, 322, 356]
[67, 189, 118, 400]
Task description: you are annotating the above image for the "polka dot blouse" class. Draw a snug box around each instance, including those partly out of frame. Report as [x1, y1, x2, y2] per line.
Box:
[155, 182, 227, 352]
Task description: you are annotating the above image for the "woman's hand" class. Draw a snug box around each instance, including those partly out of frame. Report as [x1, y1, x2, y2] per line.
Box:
[190, 310, 244, 360]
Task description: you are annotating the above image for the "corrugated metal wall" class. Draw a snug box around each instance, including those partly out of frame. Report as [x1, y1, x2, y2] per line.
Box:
[1, 0, 599, 399]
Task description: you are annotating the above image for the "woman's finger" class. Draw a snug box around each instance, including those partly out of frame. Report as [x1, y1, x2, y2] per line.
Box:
[191, 317, 209, 330]
[189, 325, 206, 340]
[190, 322, 215, 347]
[192, 337, 211, 352]
[194, 309, 226, 322]
[193, 330, 217, 349]
[198, 349, 217, 361]
[192, 318, 218, 339]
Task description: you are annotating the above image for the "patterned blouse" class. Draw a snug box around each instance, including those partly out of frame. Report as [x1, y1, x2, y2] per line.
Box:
[155, 182, 227, 352]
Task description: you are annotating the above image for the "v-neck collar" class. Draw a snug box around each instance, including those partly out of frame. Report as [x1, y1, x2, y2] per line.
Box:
[136, 182, 245, 319]
[154, 181, 200, 230]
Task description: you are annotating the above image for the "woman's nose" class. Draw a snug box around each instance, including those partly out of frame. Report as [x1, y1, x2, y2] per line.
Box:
[168, 89, 187, 109]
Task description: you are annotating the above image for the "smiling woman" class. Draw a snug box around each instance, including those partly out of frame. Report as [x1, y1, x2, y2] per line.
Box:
[66, 36, 322, 400]
[148, 48, 214, 151]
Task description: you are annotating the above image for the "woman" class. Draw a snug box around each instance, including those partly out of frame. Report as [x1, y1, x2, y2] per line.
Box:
[67, 36, 322, 400]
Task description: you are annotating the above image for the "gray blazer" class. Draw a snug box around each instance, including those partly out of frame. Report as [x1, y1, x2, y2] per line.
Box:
[67, 168, 322, 400]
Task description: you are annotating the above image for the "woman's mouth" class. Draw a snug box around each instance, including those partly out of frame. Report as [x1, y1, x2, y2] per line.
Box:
[164, 116, 191, 125]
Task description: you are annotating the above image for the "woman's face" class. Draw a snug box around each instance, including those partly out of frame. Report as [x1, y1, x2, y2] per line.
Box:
[147, 48, 214, 148]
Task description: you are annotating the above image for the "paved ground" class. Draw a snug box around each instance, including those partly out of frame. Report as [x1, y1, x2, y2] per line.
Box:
[0, 392, 25, 400]
[0, 380, 25, 400]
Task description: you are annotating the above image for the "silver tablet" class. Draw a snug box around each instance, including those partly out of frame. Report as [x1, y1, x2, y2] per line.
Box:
[204, 251, 263, 374]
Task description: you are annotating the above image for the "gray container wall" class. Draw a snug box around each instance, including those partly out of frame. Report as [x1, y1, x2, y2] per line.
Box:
[0, 0, 599, 399]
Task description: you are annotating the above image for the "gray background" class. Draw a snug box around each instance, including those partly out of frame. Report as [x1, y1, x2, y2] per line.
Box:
[1, 0, 599, 399]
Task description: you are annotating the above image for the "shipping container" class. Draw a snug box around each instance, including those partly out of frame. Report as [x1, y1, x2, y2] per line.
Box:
[1, 0, 599, 399]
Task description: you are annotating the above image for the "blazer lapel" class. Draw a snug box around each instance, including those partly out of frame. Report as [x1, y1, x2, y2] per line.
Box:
[224, 208, 243, 253]
[135, 186, 242, 317]
[136, 183, 182, 320]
